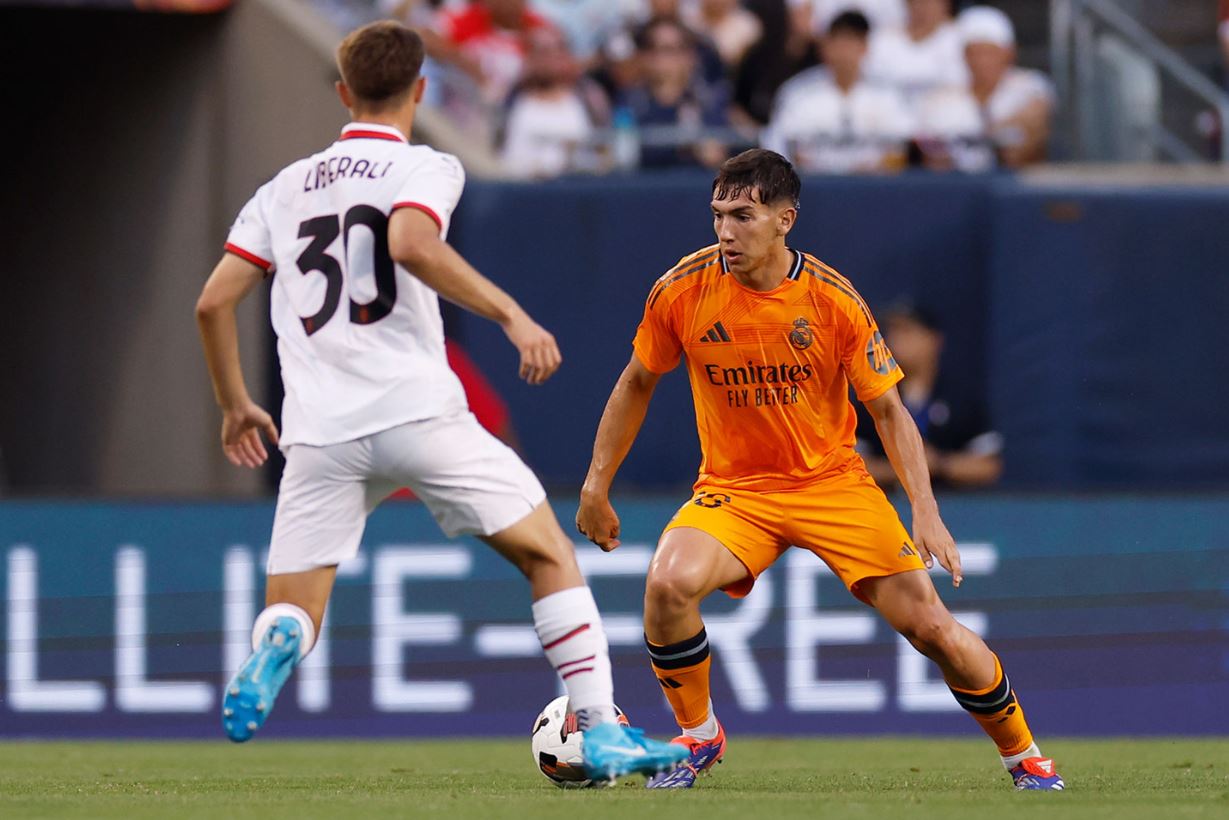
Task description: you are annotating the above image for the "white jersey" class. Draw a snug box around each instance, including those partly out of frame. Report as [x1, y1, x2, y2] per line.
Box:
[914, 68, 1055, 171]
[762, 67, 914, 173]
[225, 122, 469, 448]
[865, 22, 968, 104]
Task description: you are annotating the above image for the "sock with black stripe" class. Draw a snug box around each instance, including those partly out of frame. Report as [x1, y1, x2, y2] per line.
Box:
[949, 654, 1041, 768]
[532, 585, 616, 730]
[646, 627, 717, 739]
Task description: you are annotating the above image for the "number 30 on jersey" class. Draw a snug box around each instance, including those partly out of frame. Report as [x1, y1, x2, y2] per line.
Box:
[296, 204, 396, 335]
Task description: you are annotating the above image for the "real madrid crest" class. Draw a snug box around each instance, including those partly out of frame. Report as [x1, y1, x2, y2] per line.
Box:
[789, 317, 813, 350]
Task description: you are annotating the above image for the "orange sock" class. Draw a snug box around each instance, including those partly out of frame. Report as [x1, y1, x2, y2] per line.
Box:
[949, 654, 1035, 758]
[646, 628, 712, 730]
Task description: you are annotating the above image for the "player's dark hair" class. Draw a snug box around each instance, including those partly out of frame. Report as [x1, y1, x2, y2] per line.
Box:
[712, 149, 801, 209]
[828, 10, 871, 38]
[336, 21, 425, 109]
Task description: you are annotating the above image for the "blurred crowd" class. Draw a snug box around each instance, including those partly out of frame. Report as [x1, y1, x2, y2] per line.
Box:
[375, 0, 1056, 178]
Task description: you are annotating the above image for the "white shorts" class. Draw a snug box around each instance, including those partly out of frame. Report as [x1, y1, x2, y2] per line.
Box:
[268, 412, 546, 574]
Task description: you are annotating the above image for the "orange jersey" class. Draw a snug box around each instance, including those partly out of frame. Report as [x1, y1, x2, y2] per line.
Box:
[633, 244, 902, 491]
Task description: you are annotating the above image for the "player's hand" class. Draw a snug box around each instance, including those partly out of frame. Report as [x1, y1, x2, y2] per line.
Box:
[220, 401, 279, 469]
[502, 311, 561, 385]
[912, 504, 962, 588]
[576, 492, 621, 552]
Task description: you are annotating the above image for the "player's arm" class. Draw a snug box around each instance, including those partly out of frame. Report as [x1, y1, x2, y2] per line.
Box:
[195, 253, 279, 469]
[388, 207, 560, 385]
[863, 386, 963, 587]
[576, 355, 662, 552]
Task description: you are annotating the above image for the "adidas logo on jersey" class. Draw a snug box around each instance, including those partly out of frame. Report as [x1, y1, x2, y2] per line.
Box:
[699, 322, 731, 343]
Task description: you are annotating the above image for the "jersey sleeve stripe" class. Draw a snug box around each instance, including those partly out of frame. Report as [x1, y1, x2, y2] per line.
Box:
[803, 254, 873, 319]
[649, 252, 720, 309]
[672, 246, 720, 272]
[804, 254, 867, 305]
[224, 243, 272, 272]
[392, 201, 443, 231]
[803, 264, 874, 326]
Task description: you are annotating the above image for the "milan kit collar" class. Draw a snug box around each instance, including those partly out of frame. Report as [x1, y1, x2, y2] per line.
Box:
[339, 122, 409, 143]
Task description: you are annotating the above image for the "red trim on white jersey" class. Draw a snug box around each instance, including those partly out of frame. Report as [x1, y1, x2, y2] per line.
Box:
[339, 123, 408, 143]
[225, 242, 272, 271]
[392, 201, 443, 230]
[339, 130, 403, 142]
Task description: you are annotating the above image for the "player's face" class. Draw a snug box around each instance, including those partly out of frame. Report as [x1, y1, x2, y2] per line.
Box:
[711, 193, 790, 275]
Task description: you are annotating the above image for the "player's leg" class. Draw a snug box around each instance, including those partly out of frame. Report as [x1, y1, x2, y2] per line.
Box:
[376, 414, 686, 780]
[790, 471, 1062, 790]
[222, 440, 371, 743]
[643, 526, 748, 740]
[642, 489, 783, 789]
[479, 501, 617, 728]
[859, 570, 1064, 790]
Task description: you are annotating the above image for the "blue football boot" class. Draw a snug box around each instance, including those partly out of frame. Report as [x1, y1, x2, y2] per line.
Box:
[645, 722, 726, 789]
[222, 616, 302, 742]
[1010, 757, 1065, 791]
[582, 722, 690, 783]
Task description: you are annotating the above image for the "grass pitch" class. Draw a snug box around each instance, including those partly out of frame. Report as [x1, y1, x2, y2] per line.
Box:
[1, 738, 1225, 819]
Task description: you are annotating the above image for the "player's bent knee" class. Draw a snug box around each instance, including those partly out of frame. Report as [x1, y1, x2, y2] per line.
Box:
[644, 567, 706, 614]
[898, 612, 960, 659]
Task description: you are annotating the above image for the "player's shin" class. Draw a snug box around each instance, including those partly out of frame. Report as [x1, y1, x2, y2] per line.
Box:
[947, 653, 1041, 767]
[532, 585, 617, 728]
[646, 627, 718, 739]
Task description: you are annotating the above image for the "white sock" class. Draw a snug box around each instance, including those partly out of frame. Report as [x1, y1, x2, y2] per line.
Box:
[532, 585, 616, 730]
[1001, 743, 1043, 770]
[251, 603, 316, 661]
[682, 701, 719, 741]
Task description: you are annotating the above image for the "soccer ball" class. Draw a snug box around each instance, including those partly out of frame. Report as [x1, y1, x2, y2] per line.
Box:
[530, 695, 629, 788]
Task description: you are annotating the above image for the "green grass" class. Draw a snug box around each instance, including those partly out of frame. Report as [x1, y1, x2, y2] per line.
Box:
[0, 738, 1226, 819]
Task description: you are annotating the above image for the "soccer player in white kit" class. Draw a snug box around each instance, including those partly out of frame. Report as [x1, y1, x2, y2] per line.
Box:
[194, 20, 686, 781]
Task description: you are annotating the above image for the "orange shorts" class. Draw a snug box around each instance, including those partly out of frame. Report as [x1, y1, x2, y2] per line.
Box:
[663, 470, 924, 604]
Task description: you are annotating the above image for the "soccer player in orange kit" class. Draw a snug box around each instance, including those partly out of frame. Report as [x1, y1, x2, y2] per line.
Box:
[575, 149, 1064, 791]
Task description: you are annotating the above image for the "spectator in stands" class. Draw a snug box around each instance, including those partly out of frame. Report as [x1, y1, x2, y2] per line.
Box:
[864, 0, 966, 103]
[534, 0, 632, 70]
[384, 0, 439, 30]
[732, 0, 799, 125]
[762, 11, 912, 173]
[620, 16, 732, 168]
[856, 302, 1003, 489]
[788, 0, 906, 41]
[913, 6, 1054, 171]
[424, 0, 555, 107]
[682, 0, 764, 70]
[597, 2, 728, 100]
[500, 26, 611, 178]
